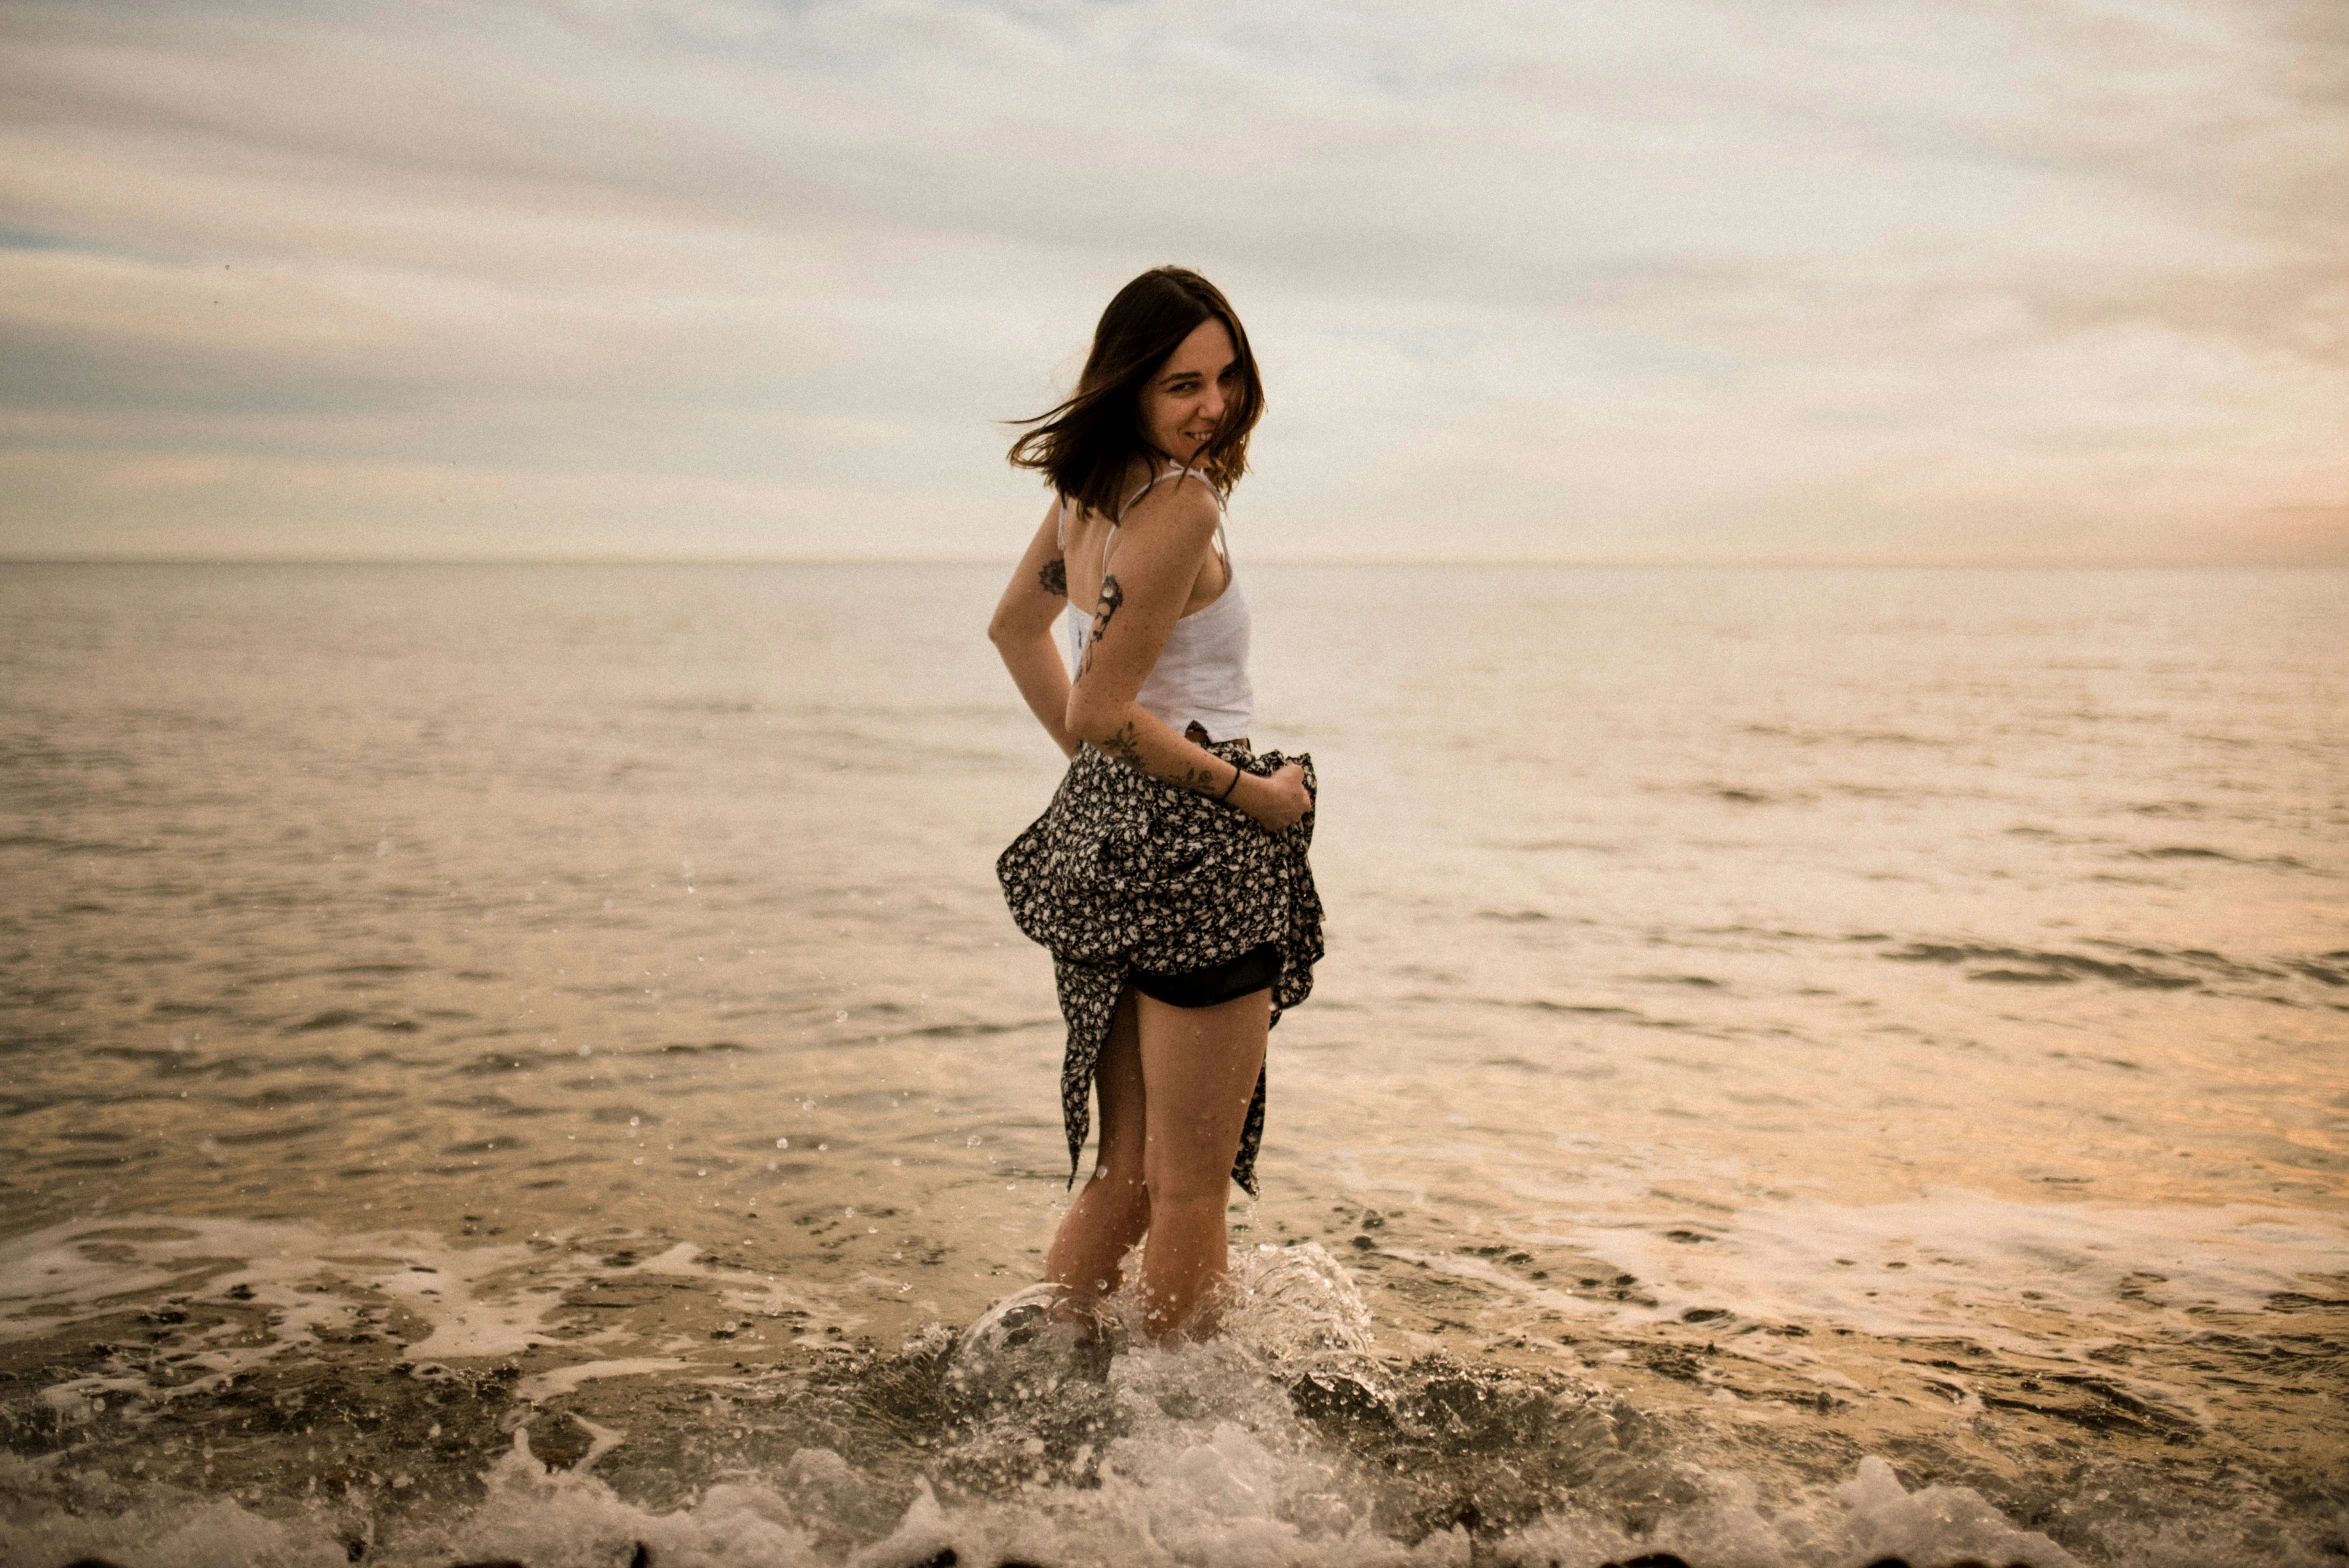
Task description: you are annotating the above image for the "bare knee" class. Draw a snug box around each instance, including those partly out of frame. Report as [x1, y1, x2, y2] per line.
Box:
[1141, 1165, 1231, 1214]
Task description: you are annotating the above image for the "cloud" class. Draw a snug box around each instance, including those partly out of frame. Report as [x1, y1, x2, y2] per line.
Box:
[1, 0, 2343, 561]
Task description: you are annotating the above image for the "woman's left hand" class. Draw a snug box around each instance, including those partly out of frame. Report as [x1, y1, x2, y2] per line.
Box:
[1233, 762, 1310, 830]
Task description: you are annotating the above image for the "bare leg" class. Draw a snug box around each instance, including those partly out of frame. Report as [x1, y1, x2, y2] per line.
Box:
[1135, 986, 1271, 1342]
[1044, 990, 1150, 1315]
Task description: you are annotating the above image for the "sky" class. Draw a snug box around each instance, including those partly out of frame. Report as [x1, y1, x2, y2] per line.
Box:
[1, 0, 2344, 565]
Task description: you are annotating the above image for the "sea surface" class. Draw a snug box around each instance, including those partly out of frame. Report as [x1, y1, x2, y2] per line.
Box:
[1, 561, 2344, 1568]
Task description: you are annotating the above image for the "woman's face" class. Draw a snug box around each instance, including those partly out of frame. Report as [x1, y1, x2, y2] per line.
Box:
[1138, 317, 1239, 466]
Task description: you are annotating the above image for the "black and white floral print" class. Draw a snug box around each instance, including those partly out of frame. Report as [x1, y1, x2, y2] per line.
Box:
[996, 740, 1323, 1196]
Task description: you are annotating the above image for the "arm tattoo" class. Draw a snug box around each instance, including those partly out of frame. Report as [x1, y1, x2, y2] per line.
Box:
[1101, 720, 1144, 768]
[1074, 572, 1123, 680]
[1037, 558, 1066, 596]
[1175, 723, 1226, 794]
[1089, 572, 1123, 640]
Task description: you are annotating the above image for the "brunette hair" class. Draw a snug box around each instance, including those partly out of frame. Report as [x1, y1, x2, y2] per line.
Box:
[1006, 267, 1264, 521]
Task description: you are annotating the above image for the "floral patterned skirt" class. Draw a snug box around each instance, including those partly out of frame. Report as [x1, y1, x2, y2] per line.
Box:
[996, 740, 1323, 1195]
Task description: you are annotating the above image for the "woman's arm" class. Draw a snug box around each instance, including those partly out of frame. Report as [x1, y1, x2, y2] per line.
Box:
[987, 499, 1080, 759]
[1064, 478, 1310, 830]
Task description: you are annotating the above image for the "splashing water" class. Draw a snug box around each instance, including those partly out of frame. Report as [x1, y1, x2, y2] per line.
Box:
[0, 1236, 2131, 1568]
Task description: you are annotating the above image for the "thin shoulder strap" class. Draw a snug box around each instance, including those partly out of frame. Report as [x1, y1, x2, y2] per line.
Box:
[1104, 465, 1223, 572]
[1114, 468, 1171, 522]
[1166, 464, 1226, 516]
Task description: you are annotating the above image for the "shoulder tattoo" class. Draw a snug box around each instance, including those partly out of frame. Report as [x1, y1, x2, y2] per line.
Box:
[1037, 558, 1066, 596]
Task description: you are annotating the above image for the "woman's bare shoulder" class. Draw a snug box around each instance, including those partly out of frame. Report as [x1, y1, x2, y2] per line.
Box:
[1121, 470, 1221, 541]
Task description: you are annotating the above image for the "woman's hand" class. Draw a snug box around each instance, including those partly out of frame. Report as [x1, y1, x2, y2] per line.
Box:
[1234, 762, 1310, 830]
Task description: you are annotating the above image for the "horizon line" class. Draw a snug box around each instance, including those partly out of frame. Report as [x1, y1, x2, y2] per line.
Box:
[6, 555, 2347, 571]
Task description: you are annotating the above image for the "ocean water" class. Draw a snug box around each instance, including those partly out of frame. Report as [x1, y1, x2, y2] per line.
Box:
[1, 560, 2344, 1568]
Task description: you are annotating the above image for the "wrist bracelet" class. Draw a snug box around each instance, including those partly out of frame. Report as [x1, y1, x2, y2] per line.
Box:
[1217, 762, 1243, 803]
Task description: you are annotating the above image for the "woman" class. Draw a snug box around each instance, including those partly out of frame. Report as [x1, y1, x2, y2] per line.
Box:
[989, 268, 1324, 1343]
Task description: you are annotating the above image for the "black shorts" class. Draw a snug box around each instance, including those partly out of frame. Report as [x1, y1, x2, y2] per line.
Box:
[1131, 942, 1282, 1009]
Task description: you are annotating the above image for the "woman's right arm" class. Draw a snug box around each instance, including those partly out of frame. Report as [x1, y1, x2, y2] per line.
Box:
[1061, 481, 1311, 832]
[987, 499, 1080, 760]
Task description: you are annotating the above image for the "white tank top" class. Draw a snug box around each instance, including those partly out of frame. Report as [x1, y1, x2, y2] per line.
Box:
[1060, 467, 1255, 743]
